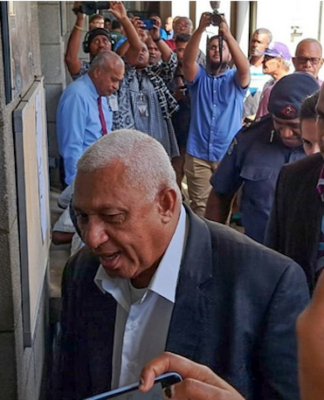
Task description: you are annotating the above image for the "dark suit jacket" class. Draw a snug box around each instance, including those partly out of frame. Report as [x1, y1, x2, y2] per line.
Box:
[56, 207, 309, 400]
[265, 153, 324, 293]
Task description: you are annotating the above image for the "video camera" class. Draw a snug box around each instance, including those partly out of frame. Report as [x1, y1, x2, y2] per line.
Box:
[73, 2, 110, 16]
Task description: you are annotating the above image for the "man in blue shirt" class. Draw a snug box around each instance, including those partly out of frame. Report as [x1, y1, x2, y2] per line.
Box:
[182, 12, 250, 217]
[57, 2, 142, 186]
[56, 51, 125, 185]
[205, 72, 319, 244]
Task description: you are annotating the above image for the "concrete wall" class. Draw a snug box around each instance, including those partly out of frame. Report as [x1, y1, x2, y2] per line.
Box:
[39, 1, 90, 189]
[0, 3, 49, 400]
[38, 1, 68, 188]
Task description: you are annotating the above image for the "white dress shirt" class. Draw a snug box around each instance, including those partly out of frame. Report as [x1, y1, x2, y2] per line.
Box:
[94, 205, 187, 388]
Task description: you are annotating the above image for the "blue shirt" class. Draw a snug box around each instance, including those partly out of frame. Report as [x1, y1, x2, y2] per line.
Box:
[56, 74, 113, 185]
[211, 115, 305, 243]
[186, 66, 247, 162]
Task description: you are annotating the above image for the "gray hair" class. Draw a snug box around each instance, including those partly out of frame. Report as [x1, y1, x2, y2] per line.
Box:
[253, 28, 272, 45]
[77, 129, 182, 203]
[89, 50, 124, 72]
[282, 59, 291, 69]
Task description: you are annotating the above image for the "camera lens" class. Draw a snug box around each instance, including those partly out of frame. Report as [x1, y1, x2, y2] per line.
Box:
[211, 12, 222, 26]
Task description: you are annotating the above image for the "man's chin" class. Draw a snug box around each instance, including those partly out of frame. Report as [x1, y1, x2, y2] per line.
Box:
[210, 61, 228, 71]
[281, 138, 303, 148]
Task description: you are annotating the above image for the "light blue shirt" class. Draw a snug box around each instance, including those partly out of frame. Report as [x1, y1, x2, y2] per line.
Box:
[56, 73, 112, 185]
[187, 66, 247, 162]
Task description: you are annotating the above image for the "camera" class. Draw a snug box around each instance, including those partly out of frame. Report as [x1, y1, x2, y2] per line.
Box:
[209, 10, 224, 27]
[73, 2, 110, 16]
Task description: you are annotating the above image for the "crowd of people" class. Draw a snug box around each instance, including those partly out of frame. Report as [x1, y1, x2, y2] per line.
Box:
[51, 1, 324, 399]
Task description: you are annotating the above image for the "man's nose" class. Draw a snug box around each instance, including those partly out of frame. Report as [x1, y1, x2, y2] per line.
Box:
[280, 127, 294, 138]
[82, 218, 109, 250]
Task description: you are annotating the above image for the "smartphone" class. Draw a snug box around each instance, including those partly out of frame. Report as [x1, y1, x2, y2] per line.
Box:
[141, 19, 156, 30]
[83, 372, 183, 400]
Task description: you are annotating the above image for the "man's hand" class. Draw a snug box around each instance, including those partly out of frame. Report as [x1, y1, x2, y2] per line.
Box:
[108, 1, 127, 21]
[132, 16, 146, 33]
[218, 16, 231, 41]
[140, 352, 246, 400]
[149, 16, 161, 41]
[72, 1, 83, 15]
[197, 12, 212, 33]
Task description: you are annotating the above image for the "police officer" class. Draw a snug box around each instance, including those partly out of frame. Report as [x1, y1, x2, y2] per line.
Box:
[205, 72, 320, 243]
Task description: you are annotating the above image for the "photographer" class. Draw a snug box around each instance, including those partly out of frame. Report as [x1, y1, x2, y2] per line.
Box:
[65, 1, 138, 80]
[65, 2, 112, 79]
[182, 12, 250, 217]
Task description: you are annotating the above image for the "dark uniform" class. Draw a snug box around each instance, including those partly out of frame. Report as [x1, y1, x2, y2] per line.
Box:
[210, 114, 305, 243]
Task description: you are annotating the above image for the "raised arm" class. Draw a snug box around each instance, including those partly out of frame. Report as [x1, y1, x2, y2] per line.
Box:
[109, 1, 142, 65]
[219, 17, 250, 88]
[149, 16, 172, 62]
[65, 2, 85, 76]
[183, 13, 210, 82]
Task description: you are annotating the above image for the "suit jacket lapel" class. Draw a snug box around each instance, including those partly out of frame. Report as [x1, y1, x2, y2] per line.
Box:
[166, 206, 214, 359]
[303, 155, 324, 275]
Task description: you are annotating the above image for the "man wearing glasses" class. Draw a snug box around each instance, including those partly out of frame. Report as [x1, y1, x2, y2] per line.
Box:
[293, 38, 323, 84]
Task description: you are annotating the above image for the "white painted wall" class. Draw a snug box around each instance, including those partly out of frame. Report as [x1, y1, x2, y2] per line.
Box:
[171, 0, 190, 18]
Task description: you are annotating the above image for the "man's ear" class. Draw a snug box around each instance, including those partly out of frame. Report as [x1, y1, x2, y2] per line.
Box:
[292, 57, 297, 69]
[156, 188, 179, 224]
[92, 66, 101, 79]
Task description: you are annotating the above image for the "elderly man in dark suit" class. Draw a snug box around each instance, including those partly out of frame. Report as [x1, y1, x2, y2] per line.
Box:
[265, 83, 324, 294]
[55, 129, 309, 400]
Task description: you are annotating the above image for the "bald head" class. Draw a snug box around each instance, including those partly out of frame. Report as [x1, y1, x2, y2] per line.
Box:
[89, 51, 125, 96]
[293, 38, 323, 79]
[89, 50, 124, 72]
[174, 17, 193, 37]
[296, 38, 322, 56]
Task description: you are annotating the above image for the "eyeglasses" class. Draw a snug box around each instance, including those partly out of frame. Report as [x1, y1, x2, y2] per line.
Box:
[296, 57, 322, 65]
[209, 45, 225, 51]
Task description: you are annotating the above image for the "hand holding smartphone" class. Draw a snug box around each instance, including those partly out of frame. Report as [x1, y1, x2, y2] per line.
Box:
[140, 19, 156, 30]
[82, 372, 182, 400]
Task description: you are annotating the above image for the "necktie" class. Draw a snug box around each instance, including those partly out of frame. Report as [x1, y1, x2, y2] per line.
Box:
[97, 97, 108, 135]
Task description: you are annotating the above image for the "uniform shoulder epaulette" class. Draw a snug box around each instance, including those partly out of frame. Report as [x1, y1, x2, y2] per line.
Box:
[241, 114, 272, 133]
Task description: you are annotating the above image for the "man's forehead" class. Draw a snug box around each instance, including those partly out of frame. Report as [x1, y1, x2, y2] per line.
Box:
[296, 42, 322, 57]
[210, 38, 226, 46]
[176, 18, 191, 26]
[252, 33, 267, 41]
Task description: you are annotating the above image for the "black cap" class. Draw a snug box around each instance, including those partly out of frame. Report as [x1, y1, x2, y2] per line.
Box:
[87, 28, 113, 47]
[268, 72, 320, 119]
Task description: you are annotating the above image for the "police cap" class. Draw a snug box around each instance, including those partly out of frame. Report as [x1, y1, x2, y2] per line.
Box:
[268, 72, 319, 120]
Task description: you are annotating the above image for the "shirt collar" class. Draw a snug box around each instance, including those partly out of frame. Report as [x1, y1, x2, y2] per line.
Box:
[94, 205, 187, 308]
[83, 73, 100, 99]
